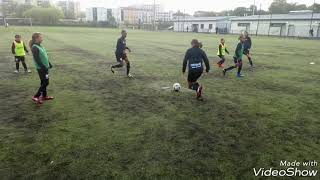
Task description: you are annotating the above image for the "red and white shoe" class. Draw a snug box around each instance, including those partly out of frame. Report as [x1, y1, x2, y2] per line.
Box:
[32, 96, 43, 104]
[196, 86, 204, 101]
[43, 96, 54, 101]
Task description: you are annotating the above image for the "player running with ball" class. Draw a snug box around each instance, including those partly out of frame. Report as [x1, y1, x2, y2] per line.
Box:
[183, 39, 210, 101]
[111, 30, 133, 78]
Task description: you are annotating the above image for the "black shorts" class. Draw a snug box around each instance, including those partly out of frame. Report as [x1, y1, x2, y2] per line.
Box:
[115, 53, 127, 62]
[188, 71, 203, 83]
[243, 49, 250, 55]
[233, 57, 242, 64]
[15, 56, 25, 62]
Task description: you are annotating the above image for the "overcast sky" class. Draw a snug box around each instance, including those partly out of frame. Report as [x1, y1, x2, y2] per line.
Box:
[74, 0, 316, 13]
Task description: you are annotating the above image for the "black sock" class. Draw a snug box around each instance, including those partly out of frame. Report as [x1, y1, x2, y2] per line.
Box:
[238, 64, 242, 74]
[191, 82, 199, 91]
[112, 63, 123, 68]
[248, 57, 253, 66]
[16, 63, 19, 71]
[22, 62, 28, 70]
[225, 66, 236, 71]
[126, 62, 131, 75]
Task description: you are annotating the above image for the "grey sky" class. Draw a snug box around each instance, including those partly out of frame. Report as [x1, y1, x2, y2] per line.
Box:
[74, 0, 316, 13]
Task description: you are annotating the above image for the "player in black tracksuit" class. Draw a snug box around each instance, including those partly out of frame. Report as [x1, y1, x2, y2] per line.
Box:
[243, 31, 254, 68]
[183, 39, 210, 100]
[111, 30, 132, 78]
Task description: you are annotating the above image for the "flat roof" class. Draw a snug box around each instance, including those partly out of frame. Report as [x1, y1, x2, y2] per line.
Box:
[172, 16, 235, 22]
[231, 13, 320, 21]
[172, 13, 320, 22]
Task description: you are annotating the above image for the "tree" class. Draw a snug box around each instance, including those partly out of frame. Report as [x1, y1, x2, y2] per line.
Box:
[108, 16, 117, 27]
[233, 7, 250, 16]
[173, 10, 190, 17]
[194, 11, 219, 17]
[1, 1, 18, 17]
[249, 5, 258, 15]
[269, 0, 289, 14]
[309, 3, 320, 13]
[269, 0, 308, 14]
[23, 7, 64, 25]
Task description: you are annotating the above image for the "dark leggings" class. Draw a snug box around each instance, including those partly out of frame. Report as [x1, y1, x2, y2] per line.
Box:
[225, 58, 243, 74]
[34, 69, 49, 98]
[217, 55, 226, 65]
[112, 53, 131, 75]
[188, 71, 202, 91]
[15, 56, 28, 70]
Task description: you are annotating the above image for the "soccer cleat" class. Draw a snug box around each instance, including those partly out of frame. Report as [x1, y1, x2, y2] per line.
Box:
[237, 73, 245, 78]
[217, 63, 224, 68]
[127, 73, 134, 78]
[25, 69, 32, 73]
[43, 96, 54, 101]
[223, 69, 227, 76]
[14, 70, 19, 74]
[196, 85, 203, 99]
[110, 66, 115, 74]
[32, 96, 43, 104]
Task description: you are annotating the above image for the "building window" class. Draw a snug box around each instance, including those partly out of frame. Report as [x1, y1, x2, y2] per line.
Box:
[209, 24, 213, 29]
[238, 23, 250, 27]
[201, 24, 204, 29]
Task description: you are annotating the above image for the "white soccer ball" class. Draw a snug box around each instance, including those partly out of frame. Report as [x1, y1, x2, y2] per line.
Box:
[173, 83, 181, 92]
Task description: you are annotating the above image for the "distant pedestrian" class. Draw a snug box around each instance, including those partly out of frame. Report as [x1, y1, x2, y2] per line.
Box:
[215, 27, 218, 34]
[187, 26, 189, 32]
[310, 28, 314, 37]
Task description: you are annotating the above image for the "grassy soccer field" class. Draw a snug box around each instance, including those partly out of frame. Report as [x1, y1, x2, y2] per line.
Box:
[0, 27, 319, 179]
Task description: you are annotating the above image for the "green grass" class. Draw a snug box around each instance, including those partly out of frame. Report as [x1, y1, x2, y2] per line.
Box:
[0, 27, 319, 179]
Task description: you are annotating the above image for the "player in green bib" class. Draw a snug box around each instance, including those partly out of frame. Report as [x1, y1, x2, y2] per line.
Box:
[223, 35, 246, 78]
[11, 35, 31, 73]
[29, 33, 54, 105]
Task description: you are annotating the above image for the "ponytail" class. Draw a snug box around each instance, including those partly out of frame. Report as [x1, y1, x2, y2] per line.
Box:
[29, 32, 42, 49]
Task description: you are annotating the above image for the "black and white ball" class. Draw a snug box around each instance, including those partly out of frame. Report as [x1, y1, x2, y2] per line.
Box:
[173, 83, 181, 92]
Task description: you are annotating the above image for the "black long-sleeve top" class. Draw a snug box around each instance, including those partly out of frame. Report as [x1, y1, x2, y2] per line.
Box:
[11, 40, 29, 55]
[183, 47, 210, 73]
[115, 36, 130, 54]
[244, 36, 252, 50]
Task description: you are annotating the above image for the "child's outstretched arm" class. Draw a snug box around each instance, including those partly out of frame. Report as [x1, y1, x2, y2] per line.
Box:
[11, 42, 15, 55]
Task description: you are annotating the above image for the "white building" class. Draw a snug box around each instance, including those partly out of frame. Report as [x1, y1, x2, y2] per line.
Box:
[56, 0, 81, 19]
[157, 11, 173, 22]
[86, 7, 108, 22]
[230, 12, 320, 37]
[120, 4, 172, 25]
[173, 16, 234, 33]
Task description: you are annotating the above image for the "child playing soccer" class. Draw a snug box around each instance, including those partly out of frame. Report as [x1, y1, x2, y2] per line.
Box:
[110, 30, 133, 78]
[216, 38, 229, 68]
[29, 33, 54, 105]
[182, 39, 210, 101]
[243, 31, 254, 68]
[223, 35, 246, 78]
[11, 35, 31, 73]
